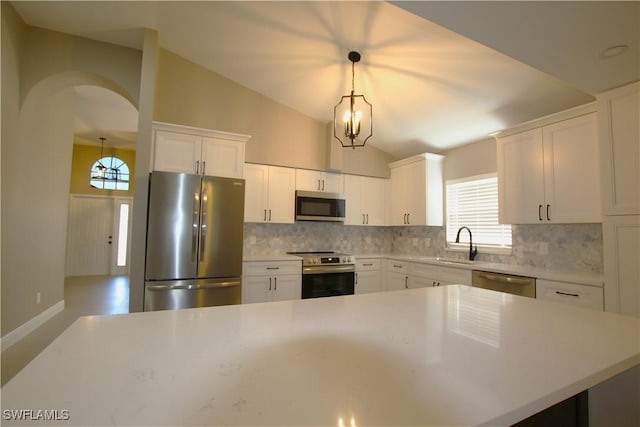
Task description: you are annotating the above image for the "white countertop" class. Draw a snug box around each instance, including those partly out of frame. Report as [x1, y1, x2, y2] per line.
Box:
[243, 254, 301, 262]
[3, 286, 638, 426]
[363, 254, 603, 287]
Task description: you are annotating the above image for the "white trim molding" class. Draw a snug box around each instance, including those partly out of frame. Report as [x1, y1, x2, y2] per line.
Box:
[1, 300, 65, 351]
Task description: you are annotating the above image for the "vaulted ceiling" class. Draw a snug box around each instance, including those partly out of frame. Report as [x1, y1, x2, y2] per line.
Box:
[12, 1, 639, 157]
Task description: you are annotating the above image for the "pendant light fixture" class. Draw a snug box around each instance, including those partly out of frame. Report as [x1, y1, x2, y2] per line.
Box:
[91, 137, 107, 179]
[333, 51, 373, 149]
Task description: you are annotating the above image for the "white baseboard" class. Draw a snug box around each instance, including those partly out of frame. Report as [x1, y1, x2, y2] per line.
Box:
[1, 300, 65, 351]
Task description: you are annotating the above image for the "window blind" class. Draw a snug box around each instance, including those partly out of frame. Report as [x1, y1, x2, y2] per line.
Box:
[446, 174, 512, 248]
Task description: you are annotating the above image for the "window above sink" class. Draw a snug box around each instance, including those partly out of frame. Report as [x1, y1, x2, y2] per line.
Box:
[445, 173, 512, 255]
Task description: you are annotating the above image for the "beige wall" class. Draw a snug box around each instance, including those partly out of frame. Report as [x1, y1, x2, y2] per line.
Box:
[20, 26, 141, 107]
[442, 137, 497, 182]
[69, 144, 136, 197]
[154, 49, 394, 176]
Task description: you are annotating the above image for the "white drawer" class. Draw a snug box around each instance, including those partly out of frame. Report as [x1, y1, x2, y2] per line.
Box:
[411, 263, 472, 285]
[387, 259, 410, 272]
[356, 258, 381, 271]
[243, 260, 301, 277]
[536, 279, 603, 311]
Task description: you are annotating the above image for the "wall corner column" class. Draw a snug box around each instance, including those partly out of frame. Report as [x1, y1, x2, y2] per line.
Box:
[129, 28, 158, 313]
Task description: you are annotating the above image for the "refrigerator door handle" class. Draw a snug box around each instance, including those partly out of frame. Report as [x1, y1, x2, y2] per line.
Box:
[200, 189, 208, 261]
[146, 280, 241, 291]
[192, 192, 200, 262]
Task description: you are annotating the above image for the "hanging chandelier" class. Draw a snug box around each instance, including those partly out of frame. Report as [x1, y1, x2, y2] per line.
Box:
[91, 137, 107, 179]
[333, 51, 373, 149]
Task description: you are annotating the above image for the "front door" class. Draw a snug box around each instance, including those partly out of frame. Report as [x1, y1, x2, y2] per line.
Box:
[66, 195, 132, 276]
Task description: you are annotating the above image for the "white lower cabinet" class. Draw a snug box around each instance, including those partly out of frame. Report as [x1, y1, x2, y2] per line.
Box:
[603, 215, 640, 317]
[536, 279, 603, 311]
[242, 260, 301, 304]
[386, 259, 472, 290]
[355, 258, 383, 294]
[411, 263, 472, 287]
[386, 260, 412, 291]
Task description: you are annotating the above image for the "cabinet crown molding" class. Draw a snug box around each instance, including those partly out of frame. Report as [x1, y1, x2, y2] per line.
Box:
[152, 121, 251, 143]
[389, 152, 444, 169]
[491, 102, 596, 139]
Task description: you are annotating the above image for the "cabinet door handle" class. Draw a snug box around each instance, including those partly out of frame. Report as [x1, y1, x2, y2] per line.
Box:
[362, 214, 366, 224]
[407, 213, 410, 224]
[366, 214, 369, 224]
[264, 209, 267, 222]
[268, 277, 272, 291]
[538, 204, 543, 221]
[555, 291, 579, 297]
[202, 161, 206, 176]
[322, 180, 325, 191]
[404, 276, 408, 289]
[317, 179, 321, 191]
[546, 204, 550, 221]
[195, 160, 200, 175]
[269, 209, 272, 222]
[274, 277, 277, 291]
[355, 272, 358, 285]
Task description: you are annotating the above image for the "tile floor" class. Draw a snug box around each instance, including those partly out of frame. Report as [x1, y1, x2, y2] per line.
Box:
[1, 275, 130, 386]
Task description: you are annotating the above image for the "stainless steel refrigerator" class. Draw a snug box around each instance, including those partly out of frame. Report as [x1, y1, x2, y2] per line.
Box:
[144, 172, 245, 311]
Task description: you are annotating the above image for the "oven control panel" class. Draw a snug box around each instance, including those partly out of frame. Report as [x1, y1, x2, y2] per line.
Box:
[304, 255, 355, 266]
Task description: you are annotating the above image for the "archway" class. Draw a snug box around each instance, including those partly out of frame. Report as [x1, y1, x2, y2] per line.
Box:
[6, 71, 139, 318]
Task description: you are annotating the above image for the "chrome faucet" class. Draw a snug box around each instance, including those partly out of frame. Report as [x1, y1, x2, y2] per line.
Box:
[455, 226, 478, 261]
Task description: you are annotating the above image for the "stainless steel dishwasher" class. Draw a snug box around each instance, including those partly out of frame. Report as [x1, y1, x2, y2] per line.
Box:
[472, 270, 536, 298]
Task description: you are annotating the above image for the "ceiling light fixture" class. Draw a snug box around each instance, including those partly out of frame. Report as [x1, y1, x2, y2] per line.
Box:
[92, 137, 107, 179]
[333, 51, 372, 149]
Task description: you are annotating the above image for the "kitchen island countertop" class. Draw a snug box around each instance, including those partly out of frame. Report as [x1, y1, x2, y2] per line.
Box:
[2, 286, 638, 426]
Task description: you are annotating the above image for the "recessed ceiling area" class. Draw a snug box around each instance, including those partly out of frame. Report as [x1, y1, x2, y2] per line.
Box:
[12, 1, 638, 158]
[73, 86, 138, 150]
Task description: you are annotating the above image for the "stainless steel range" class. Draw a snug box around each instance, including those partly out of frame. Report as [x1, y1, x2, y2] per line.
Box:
[287, 251, 355, 299]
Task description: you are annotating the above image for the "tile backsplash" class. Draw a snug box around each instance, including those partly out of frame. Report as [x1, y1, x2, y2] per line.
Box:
[243, 223, 393, 256]
[244, 222, 603, 274]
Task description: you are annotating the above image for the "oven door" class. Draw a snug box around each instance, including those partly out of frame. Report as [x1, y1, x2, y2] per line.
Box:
[301, 265, 355, 299]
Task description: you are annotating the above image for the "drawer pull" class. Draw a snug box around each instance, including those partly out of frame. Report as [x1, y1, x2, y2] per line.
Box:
[266, 267, 280, 270]
[363, 263, 373, 267]
[555, 291, 579, 297]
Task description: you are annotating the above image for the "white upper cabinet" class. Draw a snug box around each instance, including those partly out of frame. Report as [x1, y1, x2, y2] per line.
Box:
[497, 109, 601, 224]
[390, 153, 443, 226]
[152, 122, 249, 178]
[295, 169, 344, 193]
[344, 175, 387, 226]
[244, 164, 296, 224]
[597, 82, 640, 215]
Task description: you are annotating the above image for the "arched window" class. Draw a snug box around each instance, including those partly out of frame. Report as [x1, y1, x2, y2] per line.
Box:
[90, 156, 130, 191]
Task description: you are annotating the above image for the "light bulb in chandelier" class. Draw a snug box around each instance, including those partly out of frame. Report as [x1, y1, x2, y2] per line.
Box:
[343, 109, 362, 138]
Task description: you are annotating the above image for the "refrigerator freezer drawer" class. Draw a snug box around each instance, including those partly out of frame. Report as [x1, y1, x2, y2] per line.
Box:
[144, 278, 241, 311]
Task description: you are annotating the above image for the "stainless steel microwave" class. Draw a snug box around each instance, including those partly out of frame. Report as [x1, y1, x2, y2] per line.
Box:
[295, 191, 346, 222]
